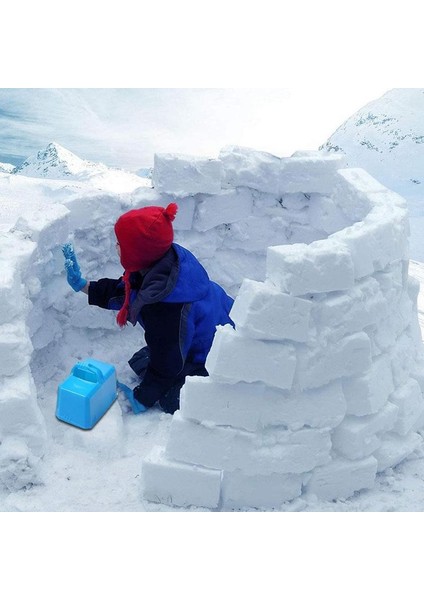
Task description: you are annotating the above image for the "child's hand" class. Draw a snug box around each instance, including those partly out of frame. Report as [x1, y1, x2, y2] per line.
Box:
[62, 243, 87, 292]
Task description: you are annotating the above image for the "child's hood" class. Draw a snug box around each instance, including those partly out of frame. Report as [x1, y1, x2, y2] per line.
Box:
[128, 244, 210, 324]
[165, 243, 210, 303]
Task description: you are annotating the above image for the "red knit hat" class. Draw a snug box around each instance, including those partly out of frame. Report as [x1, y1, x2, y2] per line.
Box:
[114, 202, 178, 327]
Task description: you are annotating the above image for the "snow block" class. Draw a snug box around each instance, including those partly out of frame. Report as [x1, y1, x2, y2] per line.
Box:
[410, 359, 424, 395]
[370, 298, 412, 355]
[307, 193, 352, 235]
[32, 311, 64, 350]
[0, 260, 24, 325]
[128, 187, 196, 229]
[62, 193, 122, 231]
[343, 354, 395, 416]
[141, 446, 222, 509]
[166, 413, 332, 475]
[205, 325, 297, 390]
[312, 278, 389, 338]
[201, 249, 266, 293]
[373, 432, 422, 472]
[266, 238, 355, 296]
[390, 331, 416, 387]
[332, 168, 380, 222]
[331, 209, 408, 280]
[176, 228, 221, 260]
[280, 153, 346, 194]
[194, 188, 253, 231]
[389, 378, 424, 436]
[180, 377, 346, 432]
[332, 402, 399, 460]
[221, 469, 303, 510]
[295, 332, 372, 390]
[170, 196, 195, 230]
[373, 260, 404, 297]
[13, 203, 70, 249]
[0, 322, 33, 377]
[219, 145, 280, 194]
[305, 456, 377, 501]
[0, 369, 47, 457]
[283, 222, 326, 246]
[280, 192, 311, 211]
[220, 215, 294, 254]
[153, 153, 222, 196]
[70, 304, 116, 330]
[229, 278, 313, 342]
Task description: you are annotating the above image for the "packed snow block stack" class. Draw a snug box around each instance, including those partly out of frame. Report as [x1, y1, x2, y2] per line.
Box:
[12, 205, 76, 351]
[153, 153, 223, 196]
[0, 231, 48, 491]
[141, 158, 424, 510]
[61, 191, 133, 333]
[219, 145, 281, 194]
[280, 152, 347, 194]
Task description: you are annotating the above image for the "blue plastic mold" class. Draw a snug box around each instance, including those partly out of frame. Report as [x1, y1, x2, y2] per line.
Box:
[56, 359, 117, 430]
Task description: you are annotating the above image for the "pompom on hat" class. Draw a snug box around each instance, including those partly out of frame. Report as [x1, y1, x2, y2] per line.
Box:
[114, 202, 178, 327]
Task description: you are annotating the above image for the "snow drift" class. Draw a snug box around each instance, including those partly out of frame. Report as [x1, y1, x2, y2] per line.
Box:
[1, 144, 423, 511]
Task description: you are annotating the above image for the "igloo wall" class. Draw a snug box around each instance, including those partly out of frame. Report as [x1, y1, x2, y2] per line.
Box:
[1, 145, 423, 509]
[141, 147, 424, 510]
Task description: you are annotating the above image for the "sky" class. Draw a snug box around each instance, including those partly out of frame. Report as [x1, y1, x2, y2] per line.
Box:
[0, 88, 389, 171]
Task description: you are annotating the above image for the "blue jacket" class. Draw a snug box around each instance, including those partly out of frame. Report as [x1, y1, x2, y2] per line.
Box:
[88, 243, 234, 405]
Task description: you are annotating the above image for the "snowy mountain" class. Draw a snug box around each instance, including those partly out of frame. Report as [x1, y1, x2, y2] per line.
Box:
[321, 89, 424, 201]
[0, 161, 15, 173]
[13, 142, 151, 193]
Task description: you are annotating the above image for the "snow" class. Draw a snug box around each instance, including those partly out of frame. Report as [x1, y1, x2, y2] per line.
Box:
[266, 237, 355, 295]
[219, 145, 281, 194]
[322, 89, 424, 199]
[323, 88, 424, 262]
[0, 162, 15, 174]
[13, 142, 151, 194]
[1, 141, 424, 511]
[153, 152, 223, 196]
[206, 324, 297, 389]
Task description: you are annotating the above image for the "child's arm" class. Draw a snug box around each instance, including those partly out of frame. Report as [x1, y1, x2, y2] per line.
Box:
[62, 243, 87, 292]
[87, 277, 125, 309]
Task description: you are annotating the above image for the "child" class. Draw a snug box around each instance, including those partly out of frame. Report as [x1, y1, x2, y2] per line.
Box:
[63, 203, 235, 414]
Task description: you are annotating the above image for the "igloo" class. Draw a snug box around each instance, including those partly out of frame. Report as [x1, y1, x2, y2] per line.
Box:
[1, 145, 423, 510]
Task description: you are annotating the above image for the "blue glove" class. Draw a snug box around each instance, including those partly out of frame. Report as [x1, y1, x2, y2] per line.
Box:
[62, 243, 87, 292]
[117, 381, 147, 414]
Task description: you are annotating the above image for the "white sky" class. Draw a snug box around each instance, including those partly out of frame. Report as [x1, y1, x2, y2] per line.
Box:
[0, 87, 389, 170]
